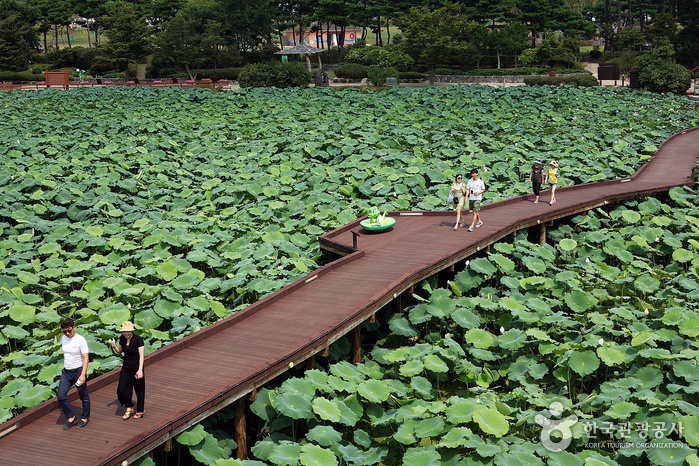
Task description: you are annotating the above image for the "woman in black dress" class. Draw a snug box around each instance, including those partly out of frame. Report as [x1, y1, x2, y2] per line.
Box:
[110, 321, 145, 419]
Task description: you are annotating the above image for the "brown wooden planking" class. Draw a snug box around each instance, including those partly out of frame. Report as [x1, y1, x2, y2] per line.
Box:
[0, 127, 697, 466]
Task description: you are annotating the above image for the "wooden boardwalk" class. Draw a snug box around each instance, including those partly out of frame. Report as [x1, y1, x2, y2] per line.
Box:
[0, 127, 697, 466]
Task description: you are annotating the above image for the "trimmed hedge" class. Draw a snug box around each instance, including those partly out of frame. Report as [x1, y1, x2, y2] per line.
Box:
[398, 71, 428, 81]
[523, 74, 599, 87]
[333, 63, 368, 80]
[237, 62, 312, 88]
[194, 68, 244, 81]
[0, 71, 45, 83]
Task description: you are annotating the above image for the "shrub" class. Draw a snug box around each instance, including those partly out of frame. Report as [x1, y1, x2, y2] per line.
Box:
[0, 70, 44, 83]
[47, 47, 99, 71]
[589, 49, 602, 59]
[344, 44, 414, 69]
[237, 62, 312, 88]
[397, 71, 428, 81]
[333, 63, 368, 80]
[367, 66, 399, 86]
[523, 74, 598, 87]
[638, 61, 691, 94]
[194, 68, 244, 81]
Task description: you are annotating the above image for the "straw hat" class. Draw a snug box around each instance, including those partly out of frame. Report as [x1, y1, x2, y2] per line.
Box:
[549, 160, 558, 167]
[120, 321, 135, 332]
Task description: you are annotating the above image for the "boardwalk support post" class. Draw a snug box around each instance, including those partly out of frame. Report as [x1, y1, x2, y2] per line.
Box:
[235, 398, 247, 460]
[538, 223, 546, 244]
[351, 326, 361, 364]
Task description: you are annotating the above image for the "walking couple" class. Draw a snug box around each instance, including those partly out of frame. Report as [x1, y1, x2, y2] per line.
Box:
[451, 169, 486, 232]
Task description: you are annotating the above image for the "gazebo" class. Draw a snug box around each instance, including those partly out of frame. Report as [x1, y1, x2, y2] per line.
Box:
[275, 44, 326, 72]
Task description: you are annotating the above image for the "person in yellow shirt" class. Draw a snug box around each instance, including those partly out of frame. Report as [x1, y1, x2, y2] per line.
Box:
[545, 161, 560, 205]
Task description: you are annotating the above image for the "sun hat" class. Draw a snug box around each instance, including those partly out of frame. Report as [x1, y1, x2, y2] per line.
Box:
[549, 160, 558, 167]
[120, 321, 135, 332]
[534, 158, 542, 164]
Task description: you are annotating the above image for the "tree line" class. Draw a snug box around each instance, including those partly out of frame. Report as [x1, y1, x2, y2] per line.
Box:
[0, 0, 697, 79]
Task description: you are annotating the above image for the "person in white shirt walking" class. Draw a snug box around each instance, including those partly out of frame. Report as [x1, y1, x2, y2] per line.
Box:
[57, 318, 90, 429]
[466, 169, 486, 232]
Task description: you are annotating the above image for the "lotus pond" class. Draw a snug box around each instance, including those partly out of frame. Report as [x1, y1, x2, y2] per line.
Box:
[0, 85, 698, 465]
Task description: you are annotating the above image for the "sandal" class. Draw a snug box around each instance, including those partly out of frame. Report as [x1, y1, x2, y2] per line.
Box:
[123, 407, 134, 420]
[133, 412, 144, 419]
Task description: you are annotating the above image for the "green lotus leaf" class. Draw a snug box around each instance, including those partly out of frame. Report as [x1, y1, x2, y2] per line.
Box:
[2, 325, 30, 340]
[172, 271, 204, 290]
[635, 274, 660, 293]
[8, 303, 35, 324]
[38, 242, 62, 254]
[604, 401, 640, 419]
[498, 329, 527, 350]
[336, 396, 362, 427]
[631, 331, 655, 346]
[490, 253, 515, 272]
[14, 384, 52, 408]
[98, 305, 131, 325]
[280, 378, 315, 395]
[499, 296, 526, 312]
[388, 315, 417, 337]
[645, 440, 694, 466]
[0, 378, 33, 397]
[176, 424, 207, 446]
[274, 392, 313, 419]
[568, 350, 600, 377]
[470, 257, 497, 276]
[673, 361, 699, 381]
[672, 248, 694, 263]
[399, 359, 424, 377]
[564, 289, 598, 313]
[37, 363, 63, 384]
[437, 426, 472, 448]
[465, 328, 495, 348]
[336, 444, 367, 465]
[410, 376, 434, 398]
[189, 433, 234, 465]
[154, 299, 181, 318]
[330, 361, 364, 384]
[299, 443, 338, 466]
[679, 312, 699, 337]
[357, 379, 391, 403]
[422, 354, 449, 373]
[268, 444, 301, 466]
[402, 446, 440, 465]
[451, 307, 481, 329]
[16, 271, 40, 284]
[394, 419, 416, 444]
[473, 407, 509, 437]
[597, 345, 626, 366]
[559, 238, 578, 251]
[632, 366, 663, 387]
[312, 398, 341, 423]
[621, 210, 641, 223]
[306, 425, 342, 447]
[414, 416, 446, 439]
[679, 415, 699, 447]
[522, 256, 547, 274]
[353, 429, 372, 448]
[541, 451, 584, 466]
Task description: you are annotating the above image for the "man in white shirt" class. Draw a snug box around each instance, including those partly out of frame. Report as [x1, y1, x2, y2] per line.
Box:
[466, 168, 486, 232]
[57, 318, 90, 429]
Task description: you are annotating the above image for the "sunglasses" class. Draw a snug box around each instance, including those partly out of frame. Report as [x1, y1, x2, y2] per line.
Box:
[62, 327, 74, 334]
